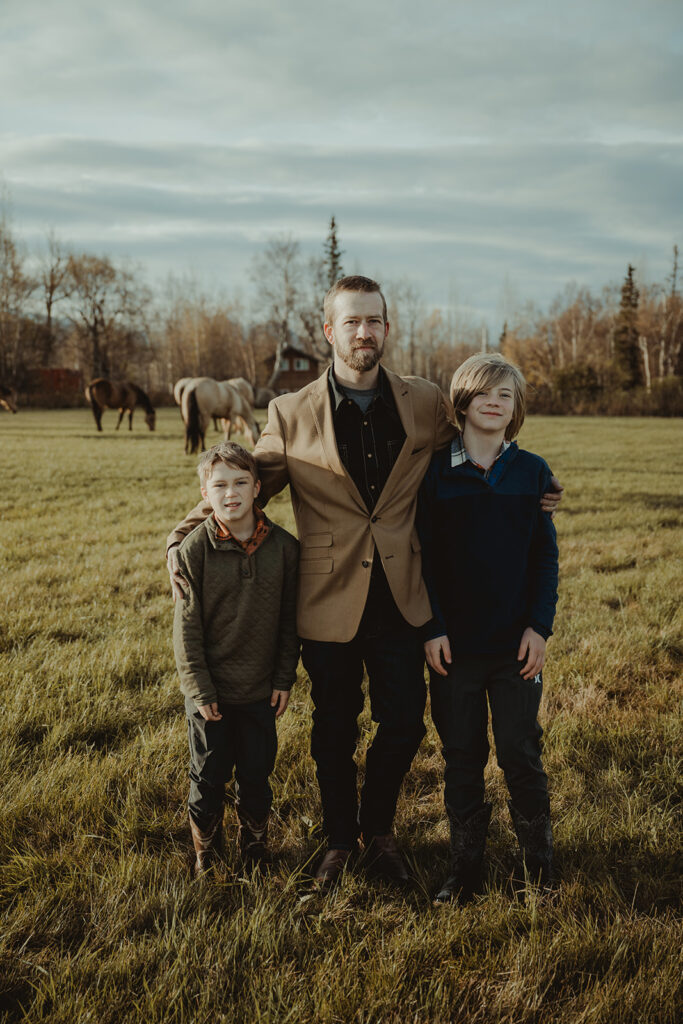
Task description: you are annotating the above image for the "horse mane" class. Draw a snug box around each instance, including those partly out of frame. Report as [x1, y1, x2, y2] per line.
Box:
[129, 382, 154, 414]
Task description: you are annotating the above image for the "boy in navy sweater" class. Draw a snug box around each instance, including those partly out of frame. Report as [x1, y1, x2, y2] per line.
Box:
[418, 353, 559, 903]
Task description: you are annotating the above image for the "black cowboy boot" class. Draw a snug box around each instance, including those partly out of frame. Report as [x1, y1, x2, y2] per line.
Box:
[236, 806, 271, 867]
[434, 802, 493, 905]
[508, 800, 555, 889]
[189, 811, 224, 877]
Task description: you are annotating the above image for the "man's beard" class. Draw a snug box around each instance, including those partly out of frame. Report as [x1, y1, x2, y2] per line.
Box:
[338, 339, 384, 373]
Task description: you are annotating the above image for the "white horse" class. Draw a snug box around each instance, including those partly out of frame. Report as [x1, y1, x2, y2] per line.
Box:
[181, 377, 261, 454]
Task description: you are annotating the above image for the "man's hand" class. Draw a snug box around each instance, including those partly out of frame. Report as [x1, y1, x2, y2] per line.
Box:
[167, 545, 188, 602]
[271, 689, 290, 718]
[517, 628, 546, 679]
[198, 702, 222, 722]
[541, 474, 563, 516]
[424, 635, 452, 677]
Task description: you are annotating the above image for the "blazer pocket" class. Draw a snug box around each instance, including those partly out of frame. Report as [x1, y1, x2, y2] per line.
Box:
[299, 558, 333, 574]
[301, 532, 333, 549]
[411, 445, 426, 455]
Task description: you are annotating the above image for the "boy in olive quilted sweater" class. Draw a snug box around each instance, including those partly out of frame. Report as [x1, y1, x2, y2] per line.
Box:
[173, 442, 299, 874]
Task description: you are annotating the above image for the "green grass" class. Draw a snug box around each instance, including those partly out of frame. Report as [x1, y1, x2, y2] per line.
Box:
[0, 409, 681, 1023]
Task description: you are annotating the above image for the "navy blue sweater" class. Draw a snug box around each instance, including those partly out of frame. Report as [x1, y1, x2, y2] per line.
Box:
[417, 440, 559, 655]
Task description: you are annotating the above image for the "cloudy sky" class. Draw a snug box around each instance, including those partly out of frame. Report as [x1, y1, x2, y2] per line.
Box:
[1, 0, 681, 329]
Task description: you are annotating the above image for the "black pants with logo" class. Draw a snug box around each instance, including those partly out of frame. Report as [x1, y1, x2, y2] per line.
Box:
[301, 625, 426, 848]
[429, 652, 549, 822]
[185, 696, 277, 829]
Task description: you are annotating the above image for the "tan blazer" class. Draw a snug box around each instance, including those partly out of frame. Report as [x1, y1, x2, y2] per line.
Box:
[167, 367, 455, 642]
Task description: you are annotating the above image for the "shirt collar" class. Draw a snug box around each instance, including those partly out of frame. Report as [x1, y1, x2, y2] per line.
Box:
[328, 364, 390, 412]
[450, 431, 511, 469]
[213, 505, 269, 553]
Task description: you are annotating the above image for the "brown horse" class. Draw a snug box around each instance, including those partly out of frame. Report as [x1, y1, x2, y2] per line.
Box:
[181, 377, 260, 454]
[0, 385, 18, 413]
[85, 378, 156, 432]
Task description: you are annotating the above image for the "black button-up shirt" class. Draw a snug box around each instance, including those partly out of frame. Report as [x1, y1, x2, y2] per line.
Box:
[328, 367, 406, 512]
[328, 367, 407, 635]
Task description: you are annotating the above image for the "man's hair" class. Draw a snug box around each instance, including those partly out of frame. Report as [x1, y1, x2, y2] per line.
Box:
[450, 352, 527, 440]
[323, 275, 388, 325]
[197, 441, 259, 487]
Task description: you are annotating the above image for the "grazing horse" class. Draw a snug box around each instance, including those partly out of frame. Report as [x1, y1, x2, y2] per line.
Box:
[221, 377, 257, 440]
[85, 378, 156, 432]
[182, 377, 260, 454]
[0, 385, 18, 413]
[174, 376, 222, 432]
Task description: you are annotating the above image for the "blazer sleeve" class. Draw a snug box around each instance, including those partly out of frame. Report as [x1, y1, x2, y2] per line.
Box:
[252, 399, 291, 505]
[166, 499, 212, 555]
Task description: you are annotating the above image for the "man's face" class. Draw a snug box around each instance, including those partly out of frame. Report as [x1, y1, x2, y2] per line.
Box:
[201, 462, 260, 533]
[323, 290, 389, 373]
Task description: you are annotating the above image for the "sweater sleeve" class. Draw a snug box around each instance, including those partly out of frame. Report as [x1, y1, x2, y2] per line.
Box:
[172, 546, 217, 706]
[528, 462, 559, 640]
[271, 537, 300, 691]
[416, 455, 448, 642]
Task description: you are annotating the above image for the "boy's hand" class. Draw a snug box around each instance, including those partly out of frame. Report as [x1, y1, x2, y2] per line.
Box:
[167, 546, 188, 602]
[517, 628, 546, 679]
[271, 689, 290, 718]
[198, 702, 222, 722]
[541, 475, 563, 517]
[424, 635, 452, 677]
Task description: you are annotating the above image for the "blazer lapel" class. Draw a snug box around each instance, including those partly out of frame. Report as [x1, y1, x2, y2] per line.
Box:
[307, 372, 367, 512]
[374, 369, 416, 513]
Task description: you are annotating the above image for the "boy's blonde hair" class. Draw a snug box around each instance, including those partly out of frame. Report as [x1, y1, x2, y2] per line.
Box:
[197, 442, 259, 487]
[450, 352, 526, 440]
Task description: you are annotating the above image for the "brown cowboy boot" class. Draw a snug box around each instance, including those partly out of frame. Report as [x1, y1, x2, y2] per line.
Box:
[434, 803, 493, 906]
[508, 800, 556, 890]
[189, 811, 224, 876]
[236, 806, 271, 867]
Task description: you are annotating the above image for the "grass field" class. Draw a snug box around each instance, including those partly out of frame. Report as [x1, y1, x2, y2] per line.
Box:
[0, 408, 681, 1024]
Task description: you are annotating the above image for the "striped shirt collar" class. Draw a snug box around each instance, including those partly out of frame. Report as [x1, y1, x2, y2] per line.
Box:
[451, 431, 511, 470]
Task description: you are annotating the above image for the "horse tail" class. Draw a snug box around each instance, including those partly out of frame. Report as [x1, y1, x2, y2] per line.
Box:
[86, 379, 105, 431]
[186, 387, 202, 454]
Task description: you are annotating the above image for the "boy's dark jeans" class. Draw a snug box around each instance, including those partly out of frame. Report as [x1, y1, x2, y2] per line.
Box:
[301, 626, 426, 849]
[185, 696, 277, 829]
[429, 652, 549, 822]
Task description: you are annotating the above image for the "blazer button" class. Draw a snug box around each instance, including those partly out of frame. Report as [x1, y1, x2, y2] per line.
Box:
[362, 559, 370, 568]
[371, 515, 379, 523]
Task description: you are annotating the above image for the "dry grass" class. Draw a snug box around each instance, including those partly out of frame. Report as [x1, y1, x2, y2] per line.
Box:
[0, 409, 681, 1023]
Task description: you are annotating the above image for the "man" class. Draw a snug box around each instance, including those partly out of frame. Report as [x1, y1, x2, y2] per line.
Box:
[167, 275, 562, 886]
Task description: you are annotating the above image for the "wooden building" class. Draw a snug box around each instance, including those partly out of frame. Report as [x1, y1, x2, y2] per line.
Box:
[264, 343, 326, 392]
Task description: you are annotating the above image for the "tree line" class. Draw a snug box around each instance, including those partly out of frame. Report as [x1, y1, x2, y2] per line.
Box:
[1, 204, 680, 414]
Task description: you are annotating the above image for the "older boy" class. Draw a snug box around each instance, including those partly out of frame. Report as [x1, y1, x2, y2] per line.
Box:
[418, 353, 559, 903]
[173, 442, 299, 874]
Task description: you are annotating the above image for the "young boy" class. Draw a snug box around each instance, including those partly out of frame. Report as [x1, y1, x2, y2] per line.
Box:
[417, 352, 559, 903]
[173, 442, 299, 875]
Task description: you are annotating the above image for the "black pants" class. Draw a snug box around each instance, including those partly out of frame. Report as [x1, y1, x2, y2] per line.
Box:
[301, 626, 426, 848]
[185, 696, 277, 829]
[429, 653, 549, 822]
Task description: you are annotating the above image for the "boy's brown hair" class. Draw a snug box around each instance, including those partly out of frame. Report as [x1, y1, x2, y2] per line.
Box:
[323, 275, 388, 325]
[450, 352, 527, 440]
[197, 442, 259, 487]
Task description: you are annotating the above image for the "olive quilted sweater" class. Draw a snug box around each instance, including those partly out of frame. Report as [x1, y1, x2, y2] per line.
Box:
[173, 515, 299, 707]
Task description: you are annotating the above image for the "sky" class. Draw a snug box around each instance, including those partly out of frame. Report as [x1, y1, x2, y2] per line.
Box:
[1, 0, 681, 332]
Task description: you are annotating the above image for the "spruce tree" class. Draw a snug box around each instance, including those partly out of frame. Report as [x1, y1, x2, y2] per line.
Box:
[613, 264, 642, 389]
[323, 216, 344, 287]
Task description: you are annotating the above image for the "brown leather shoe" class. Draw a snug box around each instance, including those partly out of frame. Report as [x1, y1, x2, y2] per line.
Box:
[313, 847, 353, 887]
[189, 811, 224, 876]
[363, 833, 410, 884]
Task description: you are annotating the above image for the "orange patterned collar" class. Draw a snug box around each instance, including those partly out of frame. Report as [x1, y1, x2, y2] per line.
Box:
[213, 505, 270, 555]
